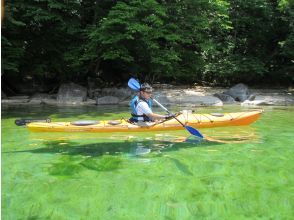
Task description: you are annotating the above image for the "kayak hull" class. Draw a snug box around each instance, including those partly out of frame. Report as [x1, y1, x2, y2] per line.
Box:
[26, 110, 262, 133]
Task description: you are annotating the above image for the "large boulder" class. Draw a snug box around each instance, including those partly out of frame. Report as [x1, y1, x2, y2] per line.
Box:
[57, 83, 87, 104]
[224, 83, 252, 102]
[213, 93, 236, 103]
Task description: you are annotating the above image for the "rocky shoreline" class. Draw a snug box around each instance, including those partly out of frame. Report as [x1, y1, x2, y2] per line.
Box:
[2, 83, 293, 107]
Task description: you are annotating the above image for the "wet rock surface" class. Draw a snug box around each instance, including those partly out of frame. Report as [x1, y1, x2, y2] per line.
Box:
[2, 83, 293, 106]
[57, 83, 87, 104]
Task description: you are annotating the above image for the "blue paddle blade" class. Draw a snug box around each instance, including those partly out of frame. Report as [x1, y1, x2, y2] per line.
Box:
[185, 125, 204, 139]
[128, 78, 140, 91]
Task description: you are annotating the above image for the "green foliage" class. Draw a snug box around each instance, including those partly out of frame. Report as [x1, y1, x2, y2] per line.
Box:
[276, 0, 294, 81]
[2, 0, 82, 82]
[2, 0, 293, 87]
[1, 1, 26, 74]
[83, 0, 181, 80]
[203, 0, 294, 84]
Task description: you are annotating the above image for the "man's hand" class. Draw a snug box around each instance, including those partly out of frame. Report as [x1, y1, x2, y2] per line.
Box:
[165, 113, 175, 120]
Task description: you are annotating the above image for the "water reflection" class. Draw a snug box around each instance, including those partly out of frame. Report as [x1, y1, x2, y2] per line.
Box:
[5, 136, 209, 157]
[5, 126, 259, 158]
[203, 126, 261, 143]
[3, 126, 261, 178]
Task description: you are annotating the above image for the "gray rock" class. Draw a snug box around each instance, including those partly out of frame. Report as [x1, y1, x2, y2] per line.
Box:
[1, 96, 30, 105]
[248, 94, 256, 101]
[118, 100, 131, 106]
[241, 100, 274, 106]
[153, 90, 223, 106]
[167, 95, 223, 106]
[213, 93, 236, 103]
[8, 95, 30, 99]
[2, 98, 29, 104]
[90, 88, 102, 99]
[100, 87, 133, 99]
[57, 83, 87, 104]
[241, 93, 294, 106]
[97, 96, 119, 105]
[29, 93, 56, 104]
[42, 99, 58, 105]
[83, 99, 96, 105]
[3, 84, 293, 107]
[224, 83, 251, 102]
[28, 99, 42, 104]
[187, 95, 223, 106]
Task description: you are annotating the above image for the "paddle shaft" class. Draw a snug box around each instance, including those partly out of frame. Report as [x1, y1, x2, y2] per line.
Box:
[152, 98, 186, 127]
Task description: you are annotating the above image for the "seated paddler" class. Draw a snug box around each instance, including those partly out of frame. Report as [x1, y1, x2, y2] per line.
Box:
[129, 83, 173, 123]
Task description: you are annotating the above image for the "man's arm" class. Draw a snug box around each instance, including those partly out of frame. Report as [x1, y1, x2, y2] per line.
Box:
[146, 112, 167, 121]
[138, 102, 168, 121]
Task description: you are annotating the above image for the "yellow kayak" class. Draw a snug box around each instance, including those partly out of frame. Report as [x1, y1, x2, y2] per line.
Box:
[26, 110, 262, 133]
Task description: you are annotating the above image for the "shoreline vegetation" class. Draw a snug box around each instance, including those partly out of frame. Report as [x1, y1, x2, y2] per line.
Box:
[2, 0, 293, 92]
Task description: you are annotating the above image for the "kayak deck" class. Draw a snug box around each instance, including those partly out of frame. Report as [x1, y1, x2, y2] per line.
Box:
[26, 110, 262, 133]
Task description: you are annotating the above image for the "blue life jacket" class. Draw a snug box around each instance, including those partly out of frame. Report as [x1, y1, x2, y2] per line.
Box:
[129, 95, 153, 122]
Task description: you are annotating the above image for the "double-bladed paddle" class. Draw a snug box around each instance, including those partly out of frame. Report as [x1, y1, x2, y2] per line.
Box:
[127, 78, 203, 138]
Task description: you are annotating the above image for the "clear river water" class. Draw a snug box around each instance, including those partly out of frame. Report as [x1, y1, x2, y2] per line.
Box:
[2, 105, 293, 219]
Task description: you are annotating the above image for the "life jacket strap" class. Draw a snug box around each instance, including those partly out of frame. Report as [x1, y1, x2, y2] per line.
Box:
[131, 113, 142, 117]
[130, 113, 151, 122]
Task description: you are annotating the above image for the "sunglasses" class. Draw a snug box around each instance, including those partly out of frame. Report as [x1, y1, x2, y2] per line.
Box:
[143, 91, 152, 94]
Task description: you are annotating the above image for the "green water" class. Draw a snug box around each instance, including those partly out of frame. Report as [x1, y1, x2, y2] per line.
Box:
[2, 105, 294, 219]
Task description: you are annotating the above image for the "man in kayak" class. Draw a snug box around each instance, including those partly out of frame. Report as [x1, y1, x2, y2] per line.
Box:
[129, 83, 173, 123]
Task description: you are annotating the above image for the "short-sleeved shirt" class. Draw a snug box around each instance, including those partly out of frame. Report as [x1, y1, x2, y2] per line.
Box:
[136, 101, 152, 121]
